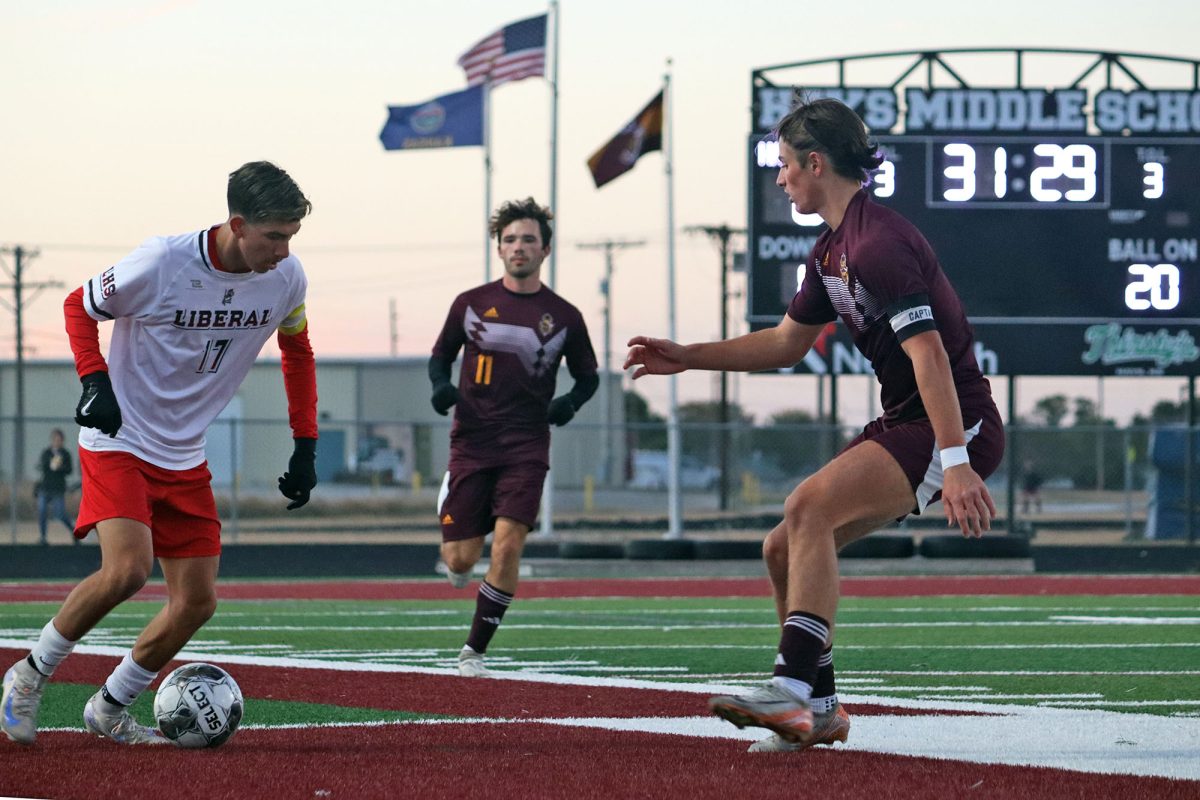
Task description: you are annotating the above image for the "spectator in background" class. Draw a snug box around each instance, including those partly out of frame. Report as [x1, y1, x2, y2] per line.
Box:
[36, 428, 76, 545]
[1021, 460, 1044, 514]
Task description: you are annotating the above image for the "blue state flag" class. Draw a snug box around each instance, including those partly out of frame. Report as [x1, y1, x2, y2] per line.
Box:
[380, 85, 483, 150]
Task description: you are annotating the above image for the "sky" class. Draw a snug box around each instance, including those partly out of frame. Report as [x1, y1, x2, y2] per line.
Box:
[1, 0, 1197, 425]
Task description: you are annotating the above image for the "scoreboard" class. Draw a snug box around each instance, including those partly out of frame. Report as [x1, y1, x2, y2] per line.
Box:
[748, 77, 1200, 376]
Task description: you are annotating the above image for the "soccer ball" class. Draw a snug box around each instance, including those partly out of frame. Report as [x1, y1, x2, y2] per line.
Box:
[153, 663, 244, 749]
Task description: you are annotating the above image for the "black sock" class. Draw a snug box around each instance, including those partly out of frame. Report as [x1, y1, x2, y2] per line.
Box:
[464, 580, 513, 654]
[813, 646, 836, 697]
[100, 685, 127, 708]
[773, 611, 830, 686]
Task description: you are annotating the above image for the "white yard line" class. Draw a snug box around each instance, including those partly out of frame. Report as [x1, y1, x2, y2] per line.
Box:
[5, 638, 1197, 781]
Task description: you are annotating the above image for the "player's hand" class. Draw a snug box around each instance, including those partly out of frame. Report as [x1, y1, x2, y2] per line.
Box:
[547, 395, 576, 426]
[278, 437, 317, 510]
[941, 463, 996, 538]
[75, 371, 122, 437]
[431, 383, 459, 416]
[624, 336, 687, 380]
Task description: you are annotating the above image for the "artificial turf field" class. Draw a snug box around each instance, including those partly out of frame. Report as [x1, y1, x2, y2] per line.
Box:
[1, 574, 1198, 799]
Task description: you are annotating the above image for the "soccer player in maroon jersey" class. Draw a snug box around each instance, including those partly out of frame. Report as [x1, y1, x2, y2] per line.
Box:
[1, 162, 319, 746]
[626, 96, 1004, 751]
[429, 197, 598, 677]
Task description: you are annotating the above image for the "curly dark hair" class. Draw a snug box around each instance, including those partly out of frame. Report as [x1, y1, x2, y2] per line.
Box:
[775, 93, 884, 184]
[489, 197, 554, 247]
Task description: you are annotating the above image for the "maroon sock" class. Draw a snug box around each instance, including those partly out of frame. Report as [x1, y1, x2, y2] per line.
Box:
[773, 611, 830, 686]
[465, 581, 513, 654]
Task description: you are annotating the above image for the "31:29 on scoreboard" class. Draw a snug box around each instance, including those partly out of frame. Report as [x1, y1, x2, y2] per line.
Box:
[748, 135, 1200, 322]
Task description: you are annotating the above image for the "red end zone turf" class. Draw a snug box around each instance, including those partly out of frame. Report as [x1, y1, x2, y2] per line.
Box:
[2, 724, 1195, 800]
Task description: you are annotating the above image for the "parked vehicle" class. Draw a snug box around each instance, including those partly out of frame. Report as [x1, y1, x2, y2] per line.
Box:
[628, 450, 720, 490]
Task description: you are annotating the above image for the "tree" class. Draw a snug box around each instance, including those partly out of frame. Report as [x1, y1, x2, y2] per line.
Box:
[624, 388, 666, 451]
[1029, 394, 1070, 427]
[751, 409, 823, 478]
[1132, 400, 1188, 426]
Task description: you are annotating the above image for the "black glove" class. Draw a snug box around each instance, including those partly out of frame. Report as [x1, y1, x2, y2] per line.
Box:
[75, 371, 122, 437]
[278, 438, 317, 510]
[547, 395, 576, 427]
[431, 383, 459, 416]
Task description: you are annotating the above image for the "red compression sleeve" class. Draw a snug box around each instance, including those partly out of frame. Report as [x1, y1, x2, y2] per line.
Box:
[278, 326, 318, 439]
[64, 287, 107, 378]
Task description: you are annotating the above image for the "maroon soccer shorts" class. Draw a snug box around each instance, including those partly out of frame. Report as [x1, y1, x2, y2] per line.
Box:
[437, 461, 549, 542]
[840, 401, 1005, 517]
[76, 448, 222, 558]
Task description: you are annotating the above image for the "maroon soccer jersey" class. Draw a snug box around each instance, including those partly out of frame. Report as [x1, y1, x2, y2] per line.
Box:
[432, 280, 598, 468]
[788, 190, 993, 424]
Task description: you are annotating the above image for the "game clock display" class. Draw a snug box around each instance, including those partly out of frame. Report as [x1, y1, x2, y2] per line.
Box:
[748, 135, 1200, 323]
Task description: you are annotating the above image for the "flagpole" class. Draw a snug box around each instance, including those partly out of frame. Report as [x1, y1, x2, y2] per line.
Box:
[539, 0, 560, 542]
[483, 81, 493, 283]
[663, 59, 683, 540]
[547, 0, 559, 288]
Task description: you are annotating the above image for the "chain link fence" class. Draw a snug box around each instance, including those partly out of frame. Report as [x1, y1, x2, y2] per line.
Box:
[3, 415, 1195, 545]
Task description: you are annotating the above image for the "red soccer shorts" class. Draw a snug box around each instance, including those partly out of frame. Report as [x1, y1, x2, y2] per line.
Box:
[76, 447, 221, 558]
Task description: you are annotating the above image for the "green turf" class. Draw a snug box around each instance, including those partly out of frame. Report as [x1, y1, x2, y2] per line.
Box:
[29, 684, 442, 731]
[4, 591, 1198, 728]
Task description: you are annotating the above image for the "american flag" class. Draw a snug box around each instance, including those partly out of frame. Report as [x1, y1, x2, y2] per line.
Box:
[457, 14, 547, 88]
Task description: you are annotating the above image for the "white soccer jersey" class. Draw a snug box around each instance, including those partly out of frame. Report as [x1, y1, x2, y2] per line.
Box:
[79, 229, 308, 469]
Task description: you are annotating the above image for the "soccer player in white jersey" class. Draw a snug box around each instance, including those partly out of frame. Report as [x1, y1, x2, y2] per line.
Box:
[1, 161, 320, 746]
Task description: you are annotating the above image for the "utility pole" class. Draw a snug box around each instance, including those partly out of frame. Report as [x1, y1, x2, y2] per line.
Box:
[388, 297, 398, 357]
[576, 238, 645, 486]
[683, 224, 745, 511]
[0, 245, 62, 542]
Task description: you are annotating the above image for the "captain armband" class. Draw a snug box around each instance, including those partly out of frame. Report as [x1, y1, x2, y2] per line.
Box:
[886, 293, 937, 342]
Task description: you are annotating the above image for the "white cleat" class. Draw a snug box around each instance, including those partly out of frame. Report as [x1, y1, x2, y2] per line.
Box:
[2, 658, 48, 745]
[83, 691, 167, 745]
[457, 648, 492, 678]
[446, 568, 472, 590]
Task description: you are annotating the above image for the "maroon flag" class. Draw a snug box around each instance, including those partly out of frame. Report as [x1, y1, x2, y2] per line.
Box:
[457, 14, 547, 88]
[586, 91, 664, 188]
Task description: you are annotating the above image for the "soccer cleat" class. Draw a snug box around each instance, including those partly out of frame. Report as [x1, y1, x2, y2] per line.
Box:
[446, 568, 471, 590]
[748, 702, 851, 752]
[708, 682, 814, 743]
[457, 648, 492, 678]
[2, 658, 48, 745]
[83, 691, 167, 745]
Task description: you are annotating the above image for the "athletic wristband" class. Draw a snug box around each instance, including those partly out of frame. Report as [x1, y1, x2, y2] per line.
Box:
[940, 445, 970, 469]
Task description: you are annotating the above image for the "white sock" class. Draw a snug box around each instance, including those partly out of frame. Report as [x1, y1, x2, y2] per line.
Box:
[29, 620, 77, 677]
[102, 653, 158, 707]
[810, 694, 838, 714]
[460, 645, 481, 657]
[771, 676, 813, 702]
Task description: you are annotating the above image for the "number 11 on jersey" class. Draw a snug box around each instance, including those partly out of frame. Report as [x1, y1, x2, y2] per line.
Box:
[475, 354, 494, 385]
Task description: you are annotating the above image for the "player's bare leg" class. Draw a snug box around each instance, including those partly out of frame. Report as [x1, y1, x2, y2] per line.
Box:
[54, 519, 156, 641]
[756, 514, 891, 752]
[712, 442, 913, 742]
[484, 516, 529, 595]
[440, 536, 486, 589]
[458, 517, 529, 677]
[84, 554, 218, 746]
[131, 555, 219, 672]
